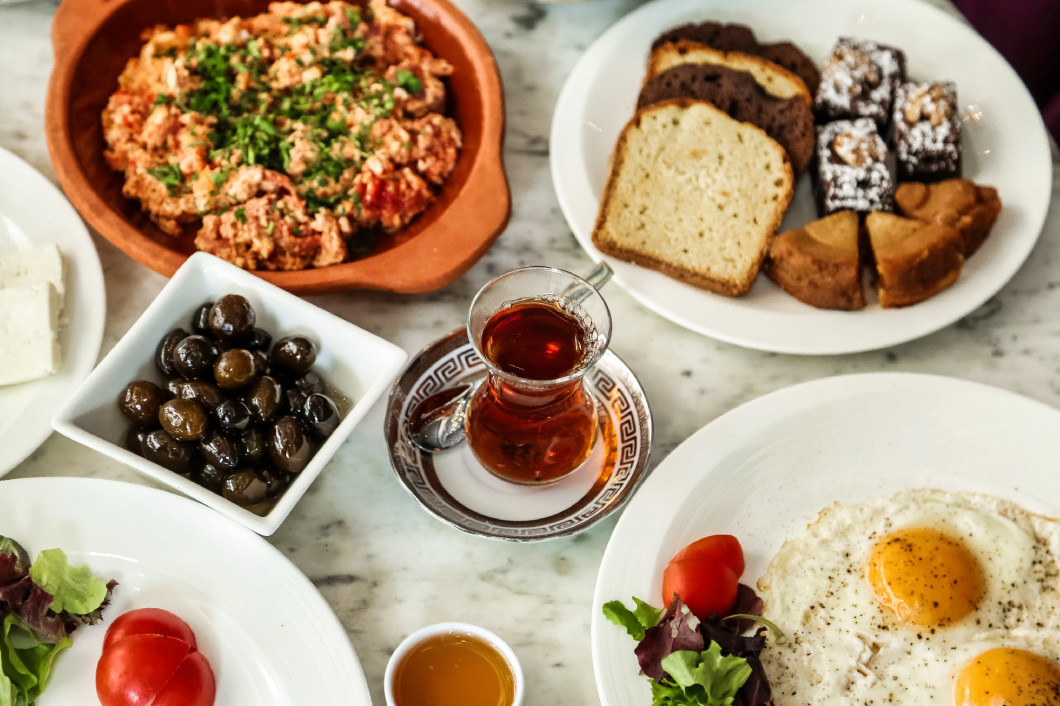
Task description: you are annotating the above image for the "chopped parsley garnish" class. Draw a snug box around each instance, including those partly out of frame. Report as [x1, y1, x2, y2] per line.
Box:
[234, 207, 247, 224]
[395, 69, 423, 95]
[147, 162, 185, 195]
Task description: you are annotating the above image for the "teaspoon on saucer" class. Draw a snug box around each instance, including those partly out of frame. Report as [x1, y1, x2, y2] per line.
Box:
[405, 261, 613, 453]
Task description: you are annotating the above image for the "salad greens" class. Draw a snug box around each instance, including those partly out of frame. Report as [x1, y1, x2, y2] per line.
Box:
[0, 536, 115, 706]
[604, 592, 773, 706]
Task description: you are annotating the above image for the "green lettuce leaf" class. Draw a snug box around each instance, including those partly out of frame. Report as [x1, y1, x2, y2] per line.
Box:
[27, 550, 108, 616]
[602, 597, 663, 641]
[0, 614, 72, 706]
[655, 643, 753, 706]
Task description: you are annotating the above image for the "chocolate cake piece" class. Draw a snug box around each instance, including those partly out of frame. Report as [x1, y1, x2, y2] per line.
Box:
[651, 21, 820, 95]
[893, 81, 961, 182]
[814, 37, 906, 129]
[637, 63, 815, 173]
[814, 118, 894, 215]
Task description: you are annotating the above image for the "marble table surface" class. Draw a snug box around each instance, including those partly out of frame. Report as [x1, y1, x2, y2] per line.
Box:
[2, 0, 1058, 704]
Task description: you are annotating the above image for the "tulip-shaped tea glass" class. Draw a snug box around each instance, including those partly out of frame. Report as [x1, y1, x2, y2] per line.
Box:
[465, 266, 612, 484]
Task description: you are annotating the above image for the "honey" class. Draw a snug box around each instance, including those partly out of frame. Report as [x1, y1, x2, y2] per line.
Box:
[392, 631, 515, 706]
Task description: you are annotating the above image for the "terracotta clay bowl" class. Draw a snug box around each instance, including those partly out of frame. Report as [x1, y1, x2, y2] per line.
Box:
[45, 0, 509, 295]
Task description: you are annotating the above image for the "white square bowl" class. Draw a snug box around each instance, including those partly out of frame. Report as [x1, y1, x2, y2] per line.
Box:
[53, 252, 409, 535]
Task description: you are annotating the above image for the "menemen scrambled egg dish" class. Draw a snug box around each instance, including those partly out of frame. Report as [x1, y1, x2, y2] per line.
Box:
[102, 0, 461, 271]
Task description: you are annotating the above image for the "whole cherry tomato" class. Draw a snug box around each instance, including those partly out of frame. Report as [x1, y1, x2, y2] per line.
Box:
[102, 608, 197, 652]
[661, 558, 739, 620]
[96, 609, 216, 706]
[669, 534, 745, 577]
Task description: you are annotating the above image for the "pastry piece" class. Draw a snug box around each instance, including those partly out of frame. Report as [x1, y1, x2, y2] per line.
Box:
[591, 99, 794, 297]
[893, 81, 961, 182]
[651, 21, 820, 95]
[865, 212, 963, 308]
[895, 179, 1001, 257]
[637, 63, 814, 174]
[814, 118, 894, 215]
[764, 210, 865, 310]
[647, 41, 811, 104]
[815, 37, 906, 128]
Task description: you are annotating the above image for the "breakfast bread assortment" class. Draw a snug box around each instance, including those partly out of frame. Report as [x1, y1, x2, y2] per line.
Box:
[591, 99, 794, 296]
[637, 63, 815, 173]
[895, 179, 1001, 257]
[651, 21, 821, 95]
[646, 41, 811, 104]
[865, 211, 964, 308]
[763, 211, 865, 310]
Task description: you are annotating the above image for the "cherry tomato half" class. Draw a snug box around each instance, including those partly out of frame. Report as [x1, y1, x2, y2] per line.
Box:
[103, 608, 198, 653]
[669, 534, 745, 578]
[96, 610, 216, 706]
[661, 558, 739, 620]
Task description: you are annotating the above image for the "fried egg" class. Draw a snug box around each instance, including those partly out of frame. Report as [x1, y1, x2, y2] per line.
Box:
[757, 489, 1060, 705]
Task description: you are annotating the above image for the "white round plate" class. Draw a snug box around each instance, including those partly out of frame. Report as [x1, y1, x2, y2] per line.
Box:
[0, 477, 372, 705]
[591, 373, 1060, 705]
[550, 0, 1053, 354]
[0, 146, 106, 475]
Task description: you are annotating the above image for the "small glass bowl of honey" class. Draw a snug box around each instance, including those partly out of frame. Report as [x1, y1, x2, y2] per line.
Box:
[384, 622, 524, 706]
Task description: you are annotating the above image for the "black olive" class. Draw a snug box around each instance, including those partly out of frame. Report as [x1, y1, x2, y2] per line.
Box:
[302, 393, 340, 438]
[209, 294, 255, 344]
[257, 467, 290, 498]
[118, 380, 167, 429]
[155, 328, 189, 377]
[195, 463, 230, 493]
[283, 387, 308, 416]
[241, 428, 266, 465]
[142, 429, 198, 474]
[214, 348, 257, 390]
[245, 375, 282, 423]
[223, 469, 268, 506]
[270, 336, 317, 375]
[123, 427, 148, 455]
[251, 350, 270, 376]
[191, 302, 214, 335]
[246, 327, 272, 351]
[172, 335, 220, 380]
[293, 371, 325, 396]
[158, 398, 208, 441]
[169, 379, 226, 410]
[200, 430, 241, 471]
[267, 416, 313, 473]
[214, 398, 252, 433]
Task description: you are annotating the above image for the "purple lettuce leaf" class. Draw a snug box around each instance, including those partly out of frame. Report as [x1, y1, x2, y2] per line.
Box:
[635, 596, 705, 682]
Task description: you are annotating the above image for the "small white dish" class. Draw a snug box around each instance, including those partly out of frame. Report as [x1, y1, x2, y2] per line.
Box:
[0, 146, 105, 477]
[52, 251, 408, 535]
[384, 621, 525, 706]
[550, 0, 1053, 354]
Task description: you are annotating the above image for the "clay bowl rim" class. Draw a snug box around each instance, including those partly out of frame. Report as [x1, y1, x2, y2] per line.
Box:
[44, 0, 510, 295]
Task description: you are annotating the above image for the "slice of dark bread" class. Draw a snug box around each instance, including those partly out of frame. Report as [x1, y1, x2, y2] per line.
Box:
[637, 63, 814, 174]
[651, 21, 820, 95]
[591, 99, 794, 297]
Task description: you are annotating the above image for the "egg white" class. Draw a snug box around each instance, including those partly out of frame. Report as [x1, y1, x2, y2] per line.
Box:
[757, 489, 1060, 704]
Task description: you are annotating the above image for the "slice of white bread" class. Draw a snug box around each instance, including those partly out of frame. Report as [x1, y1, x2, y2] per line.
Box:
[763, 210, 866, 310]
[865, 211, 963, 308]
[647, 41, 811, 105]
[591, 98, 794, 297]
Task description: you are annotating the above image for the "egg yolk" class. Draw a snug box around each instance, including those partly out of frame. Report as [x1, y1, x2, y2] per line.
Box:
[954, 647, 1060, 706]
[865, 527, 983, 626]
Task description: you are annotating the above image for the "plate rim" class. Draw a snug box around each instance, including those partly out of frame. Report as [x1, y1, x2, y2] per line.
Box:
[589, 371, 1060, 705]
[0, 145, 106, 477]
[0, 475, 373, 705]
[549, 0, 1054, 355]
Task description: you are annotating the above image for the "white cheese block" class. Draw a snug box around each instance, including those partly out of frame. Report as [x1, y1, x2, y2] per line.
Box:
[0, 243, 65, 300]
[0, 283, 62, 386]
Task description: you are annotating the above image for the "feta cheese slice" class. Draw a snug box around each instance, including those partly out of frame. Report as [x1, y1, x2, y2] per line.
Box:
[0, 243, 65, 300]
[0, 283, 62, 386]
